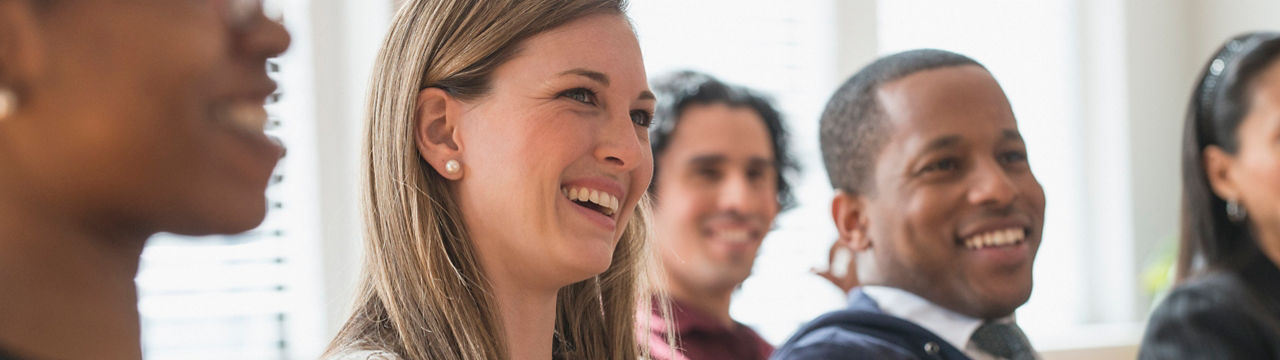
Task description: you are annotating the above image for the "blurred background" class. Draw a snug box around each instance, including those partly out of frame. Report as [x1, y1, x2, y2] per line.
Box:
[132, 0, 1279, 359]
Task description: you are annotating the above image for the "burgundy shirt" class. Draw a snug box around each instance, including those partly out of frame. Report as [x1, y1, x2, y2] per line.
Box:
[645, 299, 774, 360]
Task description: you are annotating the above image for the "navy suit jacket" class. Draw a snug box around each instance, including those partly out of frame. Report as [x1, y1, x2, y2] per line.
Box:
[771, 290, 972, 360]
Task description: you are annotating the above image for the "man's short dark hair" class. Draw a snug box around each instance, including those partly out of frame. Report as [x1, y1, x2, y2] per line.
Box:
[820, 49, 984, 193]
[648, 70, 799, 211]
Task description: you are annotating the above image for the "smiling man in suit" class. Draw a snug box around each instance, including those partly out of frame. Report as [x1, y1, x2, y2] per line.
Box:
[774, 49, 1047, 360]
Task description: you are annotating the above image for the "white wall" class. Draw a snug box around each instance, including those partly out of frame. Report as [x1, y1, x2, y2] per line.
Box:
[1191, 0, 1280, 57]
[1120, 0, 1192, 322]
[833, 0, 879, 80]
[307, 0, 391, 346]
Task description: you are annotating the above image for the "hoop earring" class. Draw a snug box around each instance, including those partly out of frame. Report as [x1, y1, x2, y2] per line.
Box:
[0, 87, 17, 121]
[1227, 200, 1248, 223]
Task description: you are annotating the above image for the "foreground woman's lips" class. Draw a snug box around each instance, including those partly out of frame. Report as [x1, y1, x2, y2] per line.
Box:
[561, 185, 620, 216]
[221, 101, 269, 134]
[210, 88, 285, 160]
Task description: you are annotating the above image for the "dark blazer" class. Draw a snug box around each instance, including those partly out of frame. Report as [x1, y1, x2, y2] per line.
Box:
[1140, 253, 1280, 359]
[771, 290, 971, 360]
[0, 345, 25, 360]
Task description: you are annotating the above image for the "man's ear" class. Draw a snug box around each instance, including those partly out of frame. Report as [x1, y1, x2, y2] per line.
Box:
[414, 87, 465, 180]
[1203, 145, 1242, 202]
[832, 189, 872, 252]
[0, 1, 46, 92]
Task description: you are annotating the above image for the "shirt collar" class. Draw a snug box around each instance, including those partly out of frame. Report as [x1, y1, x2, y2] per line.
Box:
[860, 285, 1014, 351]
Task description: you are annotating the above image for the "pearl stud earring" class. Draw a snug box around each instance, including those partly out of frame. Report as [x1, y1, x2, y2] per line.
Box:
[445, 159, 461, 175]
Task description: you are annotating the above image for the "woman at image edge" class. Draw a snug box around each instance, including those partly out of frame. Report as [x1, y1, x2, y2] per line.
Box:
[323, 0, 665, 359]
[1139, 32, 1280, 359]
[0, 1, 288, 356]
[0, 1, 288, 359]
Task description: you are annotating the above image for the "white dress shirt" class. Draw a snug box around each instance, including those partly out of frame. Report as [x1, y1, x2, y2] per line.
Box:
[861, 286, 1030, 360]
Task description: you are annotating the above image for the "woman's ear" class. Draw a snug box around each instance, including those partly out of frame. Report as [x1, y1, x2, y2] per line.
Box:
[832, 189, 872, 252]
[414, 87, 465, 180]
[1203, 145, 1241, 202]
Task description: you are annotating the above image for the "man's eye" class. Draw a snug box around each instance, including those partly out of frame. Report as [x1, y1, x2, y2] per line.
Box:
[696, 167, 722, 180]
[746, 167, 770, 182]
[999, 151, 1028, 164]
[559, 88, 598, 105]
[921, 158, 959, 173]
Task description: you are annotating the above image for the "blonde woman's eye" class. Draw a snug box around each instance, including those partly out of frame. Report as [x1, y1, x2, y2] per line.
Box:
[559, 88, 599, 106]
[631, 110, 654, 128]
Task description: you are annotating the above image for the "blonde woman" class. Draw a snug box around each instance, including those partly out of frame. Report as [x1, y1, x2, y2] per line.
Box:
[324, 0, 664, 359]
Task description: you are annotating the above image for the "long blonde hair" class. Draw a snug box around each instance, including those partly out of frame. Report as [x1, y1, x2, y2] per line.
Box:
[324, 0, 664, 359]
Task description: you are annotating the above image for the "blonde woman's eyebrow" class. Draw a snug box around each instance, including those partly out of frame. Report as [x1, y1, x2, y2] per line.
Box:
[559, 68, 609, 86]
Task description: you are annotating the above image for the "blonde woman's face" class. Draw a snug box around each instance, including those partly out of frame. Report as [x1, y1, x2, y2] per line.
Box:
[454, 14, 655, 288]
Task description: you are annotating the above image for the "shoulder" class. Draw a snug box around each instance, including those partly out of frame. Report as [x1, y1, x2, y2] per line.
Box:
[1149, 272, 1248, 321]
[323, 349, 401, 360]
[1147, 271, 1254, 327]
[773, 325, 918, 360]
[1140, 271, 1278, 359]
[773, 309, 961, 360]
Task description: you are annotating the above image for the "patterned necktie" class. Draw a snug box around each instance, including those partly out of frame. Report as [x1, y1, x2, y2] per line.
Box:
[969, 322, 1036, 360]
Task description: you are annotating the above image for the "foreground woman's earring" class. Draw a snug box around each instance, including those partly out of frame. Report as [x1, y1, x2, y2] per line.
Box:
[445, 159, 461, 176]
[1227, 199, 1248, 223]
[0, 87, 16, 121]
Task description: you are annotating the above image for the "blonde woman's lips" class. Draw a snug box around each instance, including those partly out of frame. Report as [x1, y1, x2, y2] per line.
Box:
[561, 185, 620, 217]
[559, 177, 627, 230]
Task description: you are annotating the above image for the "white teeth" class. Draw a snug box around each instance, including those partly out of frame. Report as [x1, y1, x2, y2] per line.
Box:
[560, 186, 620, 216]
[963, 228, 1025, 250]
[225, 102, 268, 133]
[718, 230, 752, 243]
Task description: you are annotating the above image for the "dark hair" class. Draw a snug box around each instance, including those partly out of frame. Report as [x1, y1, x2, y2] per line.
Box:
[819, 49, 983, 193]
[1178, 32, 1280, 281]
[647, 70, 798, 211]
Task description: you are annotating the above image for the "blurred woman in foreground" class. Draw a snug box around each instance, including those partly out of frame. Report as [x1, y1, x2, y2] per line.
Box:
[0, 0, 289, 358]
